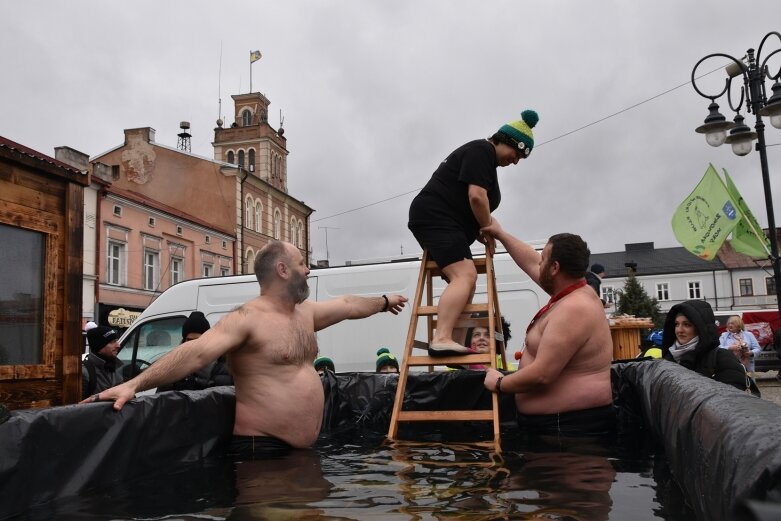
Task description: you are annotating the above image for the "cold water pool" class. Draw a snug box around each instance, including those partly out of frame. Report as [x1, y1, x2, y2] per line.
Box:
[19, 429, 692, 520]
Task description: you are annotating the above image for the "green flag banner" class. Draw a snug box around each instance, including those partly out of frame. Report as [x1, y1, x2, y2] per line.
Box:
[671, 164, 742, 260]
[723, 169, 771, 259]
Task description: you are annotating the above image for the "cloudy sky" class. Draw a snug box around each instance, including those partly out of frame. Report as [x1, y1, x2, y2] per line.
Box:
[3, 1, 781, 266]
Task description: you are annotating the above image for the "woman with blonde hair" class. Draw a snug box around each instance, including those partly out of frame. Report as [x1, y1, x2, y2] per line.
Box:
[719, 315, 761, 373]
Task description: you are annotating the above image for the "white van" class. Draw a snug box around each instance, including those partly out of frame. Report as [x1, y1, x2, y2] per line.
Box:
[117, 251, 548, 376]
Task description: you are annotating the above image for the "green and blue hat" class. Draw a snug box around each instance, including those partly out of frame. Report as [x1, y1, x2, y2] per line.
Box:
[498, 109, 539, 156]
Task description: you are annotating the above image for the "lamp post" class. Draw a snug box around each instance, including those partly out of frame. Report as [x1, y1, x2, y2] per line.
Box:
[691, 31, 781, 322]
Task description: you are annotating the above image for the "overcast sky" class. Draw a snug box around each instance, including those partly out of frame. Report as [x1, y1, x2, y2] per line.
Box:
[3, 1, 781, 266]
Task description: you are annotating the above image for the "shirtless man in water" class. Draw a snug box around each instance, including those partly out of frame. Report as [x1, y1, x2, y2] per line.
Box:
[480, 220, 614, 436]
[86, 241, 407, 454]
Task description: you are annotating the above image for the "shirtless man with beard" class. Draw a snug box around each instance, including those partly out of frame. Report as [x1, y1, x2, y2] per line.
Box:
[480, 220, 614, 437]
[86, 241, 407, 456]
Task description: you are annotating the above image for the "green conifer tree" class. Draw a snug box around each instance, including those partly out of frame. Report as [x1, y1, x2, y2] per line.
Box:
[616, 272, 663, 328]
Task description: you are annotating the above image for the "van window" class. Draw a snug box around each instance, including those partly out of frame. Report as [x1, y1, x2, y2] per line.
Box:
[119, 316, 186, 379]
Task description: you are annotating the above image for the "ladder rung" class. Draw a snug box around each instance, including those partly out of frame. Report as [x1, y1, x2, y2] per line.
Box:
[407, 354, 494, 366]
[416, 303, 489, 316]
[423, 261, 489, 278]
[398, 410, 494, 422]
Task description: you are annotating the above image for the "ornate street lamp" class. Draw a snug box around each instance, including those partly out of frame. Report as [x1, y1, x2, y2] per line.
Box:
[691, 31, 781, 320]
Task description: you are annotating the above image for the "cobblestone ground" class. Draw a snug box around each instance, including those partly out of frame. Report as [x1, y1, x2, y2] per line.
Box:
[756, 370, 781, 406]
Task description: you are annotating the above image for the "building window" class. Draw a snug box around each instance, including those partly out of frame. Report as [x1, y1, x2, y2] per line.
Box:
[205, 235, 211, 245]
[176, 225, 183, 236]
[227, 151, 235, 164]
[290, 219, 298, 247]
[171, 257, 183, 286]
[601, 285, 615, 305]
[220, 267, 230, 277]
[255, 202, 262, 233]
[245, 196, 254, 230]
[688, 281, 702, 299]
[246, 248, 255, 273]
[242, 109, 252, 127]
[238, 150, 245, 168]
[148, 217, 156, 227]
[143, 249, 160, 291]
[248, 149, 256, 172]
[656, 282, 670, 301]
[767, 277, 777, 297]
[0, 224, 45, 365]
[111, 165, 120, 180]
[221, 240, 227, 250]
[112, 205, 122, 217]
[107, 240, 126, 286]
[273, 209, 281, 240]
[202, 263, 213, 277]
[739, 278, 754, 297]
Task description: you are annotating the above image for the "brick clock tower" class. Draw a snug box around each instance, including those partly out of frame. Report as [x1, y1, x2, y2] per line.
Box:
[213, 92, 289, 191]
[213, 92, 312, 272]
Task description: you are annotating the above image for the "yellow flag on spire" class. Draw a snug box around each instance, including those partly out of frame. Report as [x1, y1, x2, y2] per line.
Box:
[250, 50, 262, 63]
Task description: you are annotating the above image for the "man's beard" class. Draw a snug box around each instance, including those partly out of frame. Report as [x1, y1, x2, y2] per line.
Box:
[539, 263, 554, 294]
[287, 270, 310, 303]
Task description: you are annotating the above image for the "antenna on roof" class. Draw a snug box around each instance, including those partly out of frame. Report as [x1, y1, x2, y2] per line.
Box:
[177, 122, 192, 152]
[217, 41, 223, 124]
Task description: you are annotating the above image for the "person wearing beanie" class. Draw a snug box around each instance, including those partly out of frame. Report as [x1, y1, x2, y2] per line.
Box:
[408, 110, 538, 357]
[585, 263, 607, 307]
[375, 347, 399, 373]
[158, 312, 233, 393]
[314, 356, 335, 375]
[82, 326, 124, 400]
[181, 311, 211, 342]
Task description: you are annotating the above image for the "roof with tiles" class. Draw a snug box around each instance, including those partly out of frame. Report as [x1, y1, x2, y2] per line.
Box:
[589, 241, 728, 277]
[0, 135, 84, 176]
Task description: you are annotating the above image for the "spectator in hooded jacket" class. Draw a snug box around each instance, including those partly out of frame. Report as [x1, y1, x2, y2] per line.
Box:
[83, 326, 124, 400]
[157, 311, 233, 392]
[660, 300, 748, 392]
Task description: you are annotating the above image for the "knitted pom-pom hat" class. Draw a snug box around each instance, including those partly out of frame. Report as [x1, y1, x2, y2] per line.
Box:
[498, 110, 539, 156]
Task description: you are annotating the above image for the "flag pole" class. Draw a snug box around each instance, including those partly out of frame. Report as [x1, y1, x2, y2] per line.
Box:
[249, 50, 253, 93]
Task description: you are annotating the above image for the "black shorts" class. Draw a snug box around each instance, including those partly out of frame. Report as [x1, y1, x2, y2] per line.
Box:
[516, 404, 617, 438]
[227, 435, 293, 460]
[409, 225, 474, 270]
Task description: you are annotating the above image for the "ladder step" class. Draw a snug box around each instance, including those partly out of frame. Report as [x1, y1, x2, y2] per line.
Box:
[424, 257, 488, 277]
[407, 354, 494, 366]
[397, 410, 494, 422]
[416, 303, 489, 316]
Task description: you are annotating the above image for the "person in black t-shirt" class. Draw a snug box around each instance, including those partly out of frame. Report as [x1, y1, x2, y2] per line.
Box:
[408, 110, 539, 356]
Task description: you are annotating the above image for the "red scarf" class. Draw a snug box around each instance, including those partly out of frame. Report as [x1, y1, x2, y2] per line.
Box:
[526, 279, 588, 335]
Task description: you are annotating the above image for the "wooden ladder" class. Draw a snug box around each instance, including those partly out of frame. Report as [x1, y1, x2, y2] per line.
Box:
[387, 248, 507, 448]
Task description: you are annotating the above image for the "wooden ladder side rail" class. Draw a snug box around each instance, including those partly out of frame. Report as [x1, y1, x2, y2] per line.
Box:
[388, 250, 430, 440]
[483, 250, 503, 443]
[388, 248, 505, 448]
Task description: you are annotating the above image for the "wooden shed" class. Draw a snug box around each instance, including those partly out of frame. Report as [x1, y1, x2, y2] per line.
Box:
[0, 136, 88, 409]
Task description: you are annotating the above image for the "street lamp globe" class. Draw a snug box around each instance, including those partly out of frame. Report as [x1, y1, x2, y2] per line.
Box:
[695, 101, 734, 147]
[758, 81, 781, 129]
[724, 114, 757, 156]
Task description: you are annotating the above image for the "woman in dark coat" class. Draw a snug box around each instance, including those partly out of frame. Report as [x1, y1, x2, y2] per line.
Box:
[660, 299, 748, 392]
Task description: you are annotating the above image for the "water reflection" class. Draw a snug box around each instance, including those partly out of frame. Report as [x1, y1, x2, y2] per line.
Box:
[229, 449, 333, 520]
[30, 432, 686, 520]
[379, 439, 616, 520]
[502, 451, 616, 520]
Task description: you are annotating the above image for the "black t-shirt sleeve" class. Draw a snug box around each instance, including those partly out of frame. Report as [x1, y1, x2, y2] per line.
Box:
[457, 143, 496, 190]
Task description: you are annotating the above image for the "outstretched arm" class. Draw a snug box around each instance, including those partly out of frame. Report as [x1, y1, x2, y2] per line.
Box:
[311, 294, 407, 331]
[481, 218, 542, 286]
[81, 309, 248, 410]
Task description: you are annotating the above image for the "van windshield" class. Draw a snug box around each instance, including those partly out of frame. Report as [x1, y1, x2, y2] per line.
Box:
[119, 316, 186, 378]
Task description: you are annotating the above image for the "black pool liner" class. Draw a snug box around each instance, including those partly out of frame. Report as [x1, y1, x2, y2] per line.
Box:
[1, 361, 780, 520]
